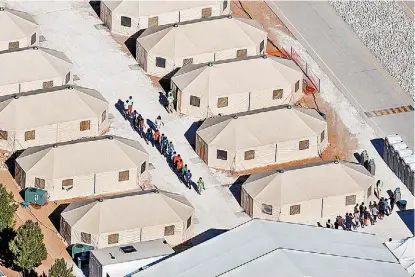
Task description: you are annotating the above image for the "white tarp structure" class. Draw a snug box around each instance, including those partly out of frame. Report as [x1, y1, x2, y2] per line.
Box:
[241, 160, 375, 223]
[130, 219, 409, 277]
[195, 105, 328, 172]
[0, 7, 39, 51]
[0, 85, 109, 151]
[60, 190, 195, 249]
[100, 0, 230, 36]
[136, 15, 267, 77]
[171, 55, 304, 118]
[385, 237, 415, 277]
[15, 135, 149, 201]
[0, 46, 73, 96]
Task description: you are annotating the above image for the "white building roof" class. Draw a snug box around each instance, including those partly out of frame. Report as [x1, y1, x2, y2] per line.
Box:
[197, 105, 326, 150]
[0, 85, 108, 131]
[91, 239, 174, 266]
[137, 15, 266, 58]
[0, 7, 38, 42]
[243, 160, 374, 205]
[16, 135, 148, 179]
[61, 190, 194, 234]
[0, 46, 72, 86]
[385, 237, 415, 276]
[103, 0, 222, 17]
[172, 55, 302, 97]
[131, 219, 409, 277]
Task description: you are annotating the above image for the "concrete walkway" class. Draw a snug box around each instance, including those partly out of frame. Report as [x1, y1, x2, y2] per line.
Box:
[267, 1, 414, 150]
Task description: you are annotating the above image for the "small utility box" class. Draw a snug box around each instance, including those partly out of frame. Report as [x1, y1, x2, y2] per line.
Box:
[24, 188, 47, 206]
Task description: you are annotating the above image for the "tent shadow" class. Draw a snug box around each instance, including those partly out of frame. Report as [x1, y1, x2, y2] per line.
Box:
[371, 138, 385, 157]
[89, 1, 101, 17]
[229, 175, 250, 205]
[48, 203, 69, 232]
[184, 120, 203, 149]
[5, 150, 23, 177]
[124, 29, 146, 59]
[397, 209, 414, 235]
[159, 68, 180, 93]
[173, 228, 227, 254]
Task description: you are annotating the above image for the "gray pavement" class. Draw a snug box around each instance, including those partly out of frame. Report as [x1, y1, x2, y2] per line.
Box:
[267, 1, 414, 150]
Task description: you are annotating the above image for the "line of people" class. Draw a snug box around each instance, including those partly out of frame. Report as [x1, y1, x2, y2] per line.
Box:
[122, 97, 206, 194]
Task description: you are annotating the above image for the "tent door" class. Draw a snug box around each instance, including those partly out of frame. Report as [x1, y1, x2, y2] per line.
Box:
[274, 144, 278, 162]
[176, 89, 182, 113]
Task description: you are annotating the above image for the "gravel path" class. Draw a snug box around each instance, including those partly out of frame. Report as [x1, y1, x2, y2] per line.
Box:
[330, 0, 414, 100]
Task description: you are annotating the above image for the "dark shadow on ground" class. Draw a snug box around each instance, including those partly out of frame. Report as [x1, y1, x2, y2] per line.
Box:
[184, 120, 203, 148]
[159, 92, 167, 111]
[5, 150, 23, 177]
[397, 209, 414, 235]
[173, 228, 227, 253]
[49, 204, 69, 231]
[0, 228, 16, 269]
[89, 1, 101, 17]
[371, 138, 385, 157]
[353, 152, 362, 164]
[124, 29, 146, 59]
[146, 119, 156, 131]
[159, 68, 180, 93]
[229, 175, 250, 204]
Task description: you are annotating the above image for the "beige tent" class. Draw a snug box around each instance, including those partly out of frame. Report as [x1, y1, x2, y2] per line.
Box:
[171, 55, 304, 118]
[60, 190, 195, 248]
[100, 0, 230, 36]
[195, 105, 328, 172]
[241, 160, 375, 223]
[0, 7, 39, 51]
[0, 85, 109, 151]
[136, 15, 267, 77]
[15, 135, 149, 201]
[0, 46, 73, 96]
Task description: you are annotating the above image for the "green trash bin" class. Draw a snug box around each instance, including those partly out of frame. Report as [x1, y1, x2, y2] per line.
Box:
[24, 188, 48, 206]
[71, 243, 94, 259]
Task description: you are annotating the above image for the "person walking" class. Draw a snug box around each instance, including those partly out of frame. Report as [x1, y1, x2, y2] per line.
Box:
[376, 180, 383, 198]
[173, 154, 181, 168]
[390, 194, 396, 212]
[181, 164, 188, 181]
[161, 136, 168, 155]
[176, 159, 183, 175]
[197, 177, 205, 194]
[326, 219, 333, 228]
[131, 110, 138, 123]
[153, 130, 161, 150]
[359, 202, 364, 215]
[363, 207, 369, 226]
[345, 213, 352, 231]
[137, 114, 146, 138]
[167, 142, 175, 162]
[354, 204, 359, 214]
[353, 212, 359, 230]
[123, 100, 129, 119]
[167, 92, 175, 113]
[146, 128, 153, 146]
[155, 115, 164, 130]
[184, 170, 192, 189]
[127, 96, 133, 116]
[371, 203, 378, 224]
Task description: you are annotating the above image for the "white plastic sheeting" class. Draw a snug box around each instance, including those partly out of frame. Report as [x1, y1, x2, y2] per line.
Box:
[385, 237, 415, 277]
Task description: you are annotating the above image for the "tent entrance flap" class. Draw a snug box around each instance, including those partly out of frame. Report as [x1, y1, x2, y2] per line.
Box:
[196, 136, 208, 164]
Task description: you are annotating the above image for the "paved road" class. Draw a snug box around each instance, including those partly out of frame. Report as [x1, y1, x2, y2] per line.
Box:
[267, 1, 414, 150]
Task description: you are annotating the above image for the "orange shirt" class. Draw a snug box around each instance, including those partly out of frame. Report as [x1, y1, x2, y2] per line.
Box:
[173, 156, 180, 164]
[176, 160, 183, 170]
[154, 131, 160, 141]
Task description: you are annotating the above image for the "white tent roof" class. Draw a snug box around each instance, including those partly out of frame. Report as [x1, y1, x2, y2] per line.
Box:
[137, 15, 266, 58]
[0, 7, 38, 42]
[243, 160, 374, 206]
[0, 85, 108, 131]
[103, 0, 221, 17]
[131, 219, 408, 277]
[197, 105, 326, 150]
[61, 190, 194, 234]
[16, 135, 148, 179]
[171, 55, 302, 97]
[385, 237, 415, 276]
[0, 46, 72, 86]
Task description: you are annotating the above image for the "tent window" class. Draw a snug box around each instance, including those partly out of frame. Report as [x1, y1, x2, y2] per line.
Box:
[148, 16, 159, 28]
[31, 33, 36, 45]
[273, 89, 283, 99]
[62, 179, 73, 190]
[202, 7, 212, 18]
[101, 110, 107, 123]
[345, 195, 356, 206]
[217, 97, 228, 108]
[121, 16, 131, 27]
[289, 204, 301, 215]
[156, 57, 166, 68]
[8, 41, 19, 50]
[223, 0, 228, 11]
[217, 149, 227, 160]
[183, 58, 193, 66]
[262, 204, 272, 215]
[140, 161, 146, 174]
[299, 140, 309, 150]
[295, 80, 300, 92]
[108, 233, 119, 244]
[260, 40, 265, 53]
[80, 120, 91, 131]
[190, 96, 200, 107]
[81, 232, 91, 244]
[119, 170, 129, 181]
[187, 217, 192, 229]
[25, 130, 35, 141]
[236, 49, 247, 58]
[65, 72, 71, 84]
[43, 80, 53, 89]
[367, 186, 372, 198]
[0, 130, 8, 140]
[244, 150, 255, 160]
[164, 225, 175, 236]
[321, 131, 325, 142]
[35, 178, 45, 189]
